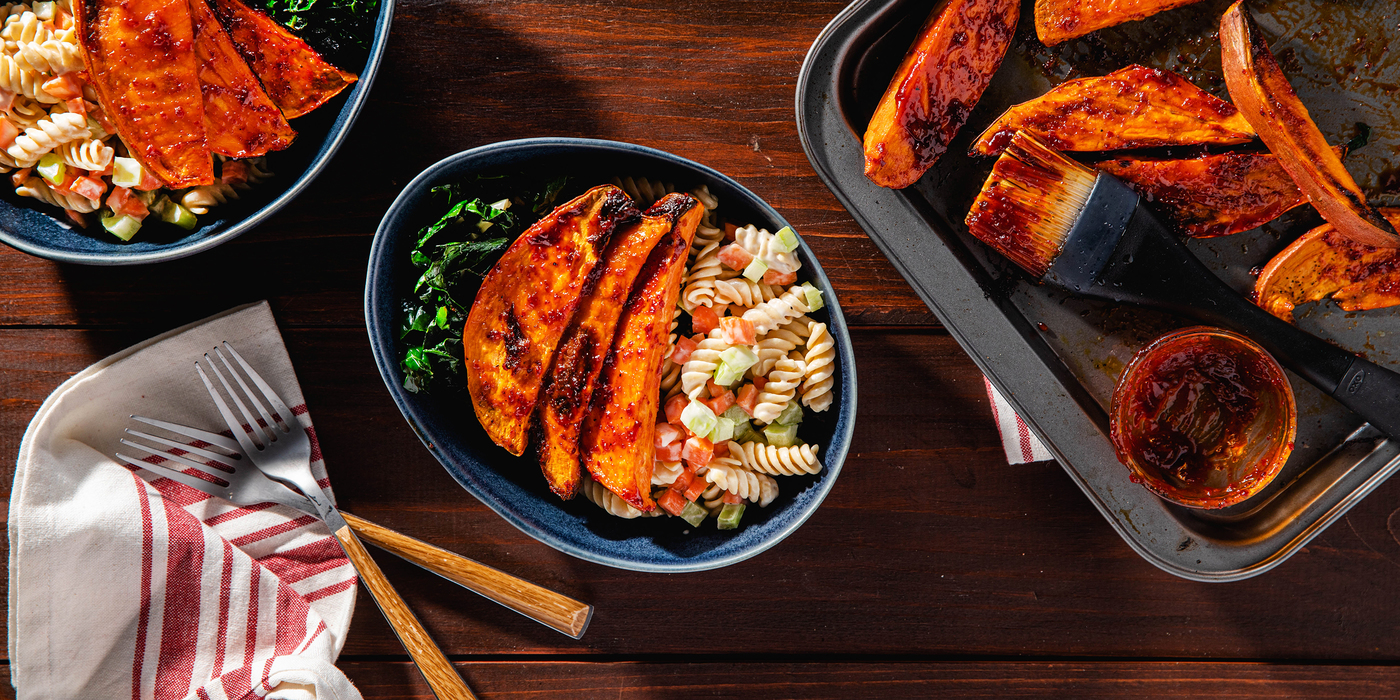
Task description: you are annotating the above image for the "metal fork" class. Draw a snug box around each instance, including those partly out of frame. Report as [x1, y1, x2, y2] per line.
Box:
[131, 342, 477, 700]
[126, 413, 593, 639]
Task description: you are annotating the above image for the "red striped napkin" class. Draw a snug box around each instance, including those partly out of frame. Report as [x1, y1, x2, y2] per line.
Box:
[9, 302, 361, 700]
[983, 377, 1053, 464]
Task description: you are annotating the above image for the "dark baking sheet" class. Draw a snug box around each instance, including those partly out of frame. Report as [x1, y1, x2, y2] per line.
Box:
[797, 0, 1400, 581]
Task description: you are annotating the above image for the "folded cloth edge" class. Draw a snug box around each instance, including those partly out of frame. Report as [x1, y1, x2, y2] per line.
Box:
[983, 376, 1054, 465]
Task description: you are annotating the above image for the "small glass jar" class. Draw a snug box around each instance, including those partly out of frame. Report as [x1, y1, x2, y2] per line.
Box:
[1110, 327, 1296, 509]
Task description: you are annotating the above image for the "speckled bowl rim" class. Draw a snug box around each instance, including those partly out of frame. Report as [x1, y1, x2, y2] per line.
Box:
[364, 138, 858, 572]
[0, 0, 396, 266]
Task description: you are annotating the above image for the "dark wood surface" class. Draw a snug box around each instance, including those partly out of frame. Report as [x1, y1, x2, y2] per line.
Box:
[3, 0, 1400, 697]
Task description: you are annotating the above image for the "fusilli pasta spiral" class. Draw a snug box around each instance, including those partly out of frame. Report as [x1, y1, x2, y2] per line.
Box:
[7, 109, 87, 166]
[681, 240, 722, 310]
[735, 224, 800, 274]
[740, 285, 813, 336]
[713, 277, 780, 308]
[55, 137, 112, 170]
[582, 475, 663, 518]
[704, 461, 778, 507]
[752, 327, 804, 377]
[680, 336, 729, 399]
[652, 459, 684, 488]
[180, 182, 238, 215]
[752, 354, 805, 423]
[16, 37, 80, 74]
[610, 175, 672, 208]
[0, 52, 58, 102]
[729, 441, 823, 476]
[801, 322, 835, 412]
[16, 175, 96, 212]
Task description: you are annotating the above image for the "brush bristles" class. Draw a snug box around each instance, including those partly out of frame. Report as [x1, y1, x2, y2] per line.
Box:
[964, 132, 1097, 278]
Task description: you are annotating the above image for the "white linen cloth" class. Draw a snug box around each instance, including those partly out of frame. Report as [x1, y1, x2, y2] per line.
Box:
[9, 301, 361, 700]
[983, 377, 1053, 464]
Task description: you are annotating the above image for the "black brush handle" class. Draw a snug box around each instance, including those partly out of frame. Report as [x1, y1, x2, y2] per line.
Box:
[1069, 176, 1400, 439]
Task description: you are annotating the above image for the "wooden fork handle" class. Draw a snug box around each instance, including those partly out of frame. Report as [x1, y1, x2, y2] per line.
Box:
[334, 525, 477, 700]
[341, 511, 593, 639]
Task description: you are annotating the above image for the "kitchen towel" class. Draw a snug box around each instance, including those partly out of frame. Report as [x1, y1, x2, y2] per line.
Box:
[984, 377, 1053, 465]
[9, 301, 361, 700]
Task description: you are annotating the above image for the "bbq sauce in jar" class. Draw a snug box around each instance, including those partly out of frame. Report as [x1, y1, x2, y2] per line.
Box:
[1110, 327, 1296, 509]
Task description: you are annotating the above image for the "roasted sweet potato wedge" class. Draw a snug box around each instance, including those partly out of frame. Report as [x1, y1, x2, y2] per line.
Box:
[535, 194, 691, 499]
[191, 0, 295, 158]
[581, 197, 704, 510]
[971, 65, 1256, 157]
[1035, 0, 1205, 46]
[1255, 209, 1400, 322]
[1094, 146, 1346, 238]
[464, 185, 639, 456]
[210, 0, 358, 119]
[75, 0, 213, 187]
[1221, 1, 1399, 248]
[863, 0, 1019, 189]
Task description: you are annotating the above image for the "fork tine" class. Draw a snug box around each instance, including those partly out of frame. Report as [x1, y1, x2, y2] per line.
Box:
[203, 352, 271, 448]
[214, 345, 283, 435]
[123, 428, 238, 469]
[131, 414, 242, 453]
[116, 453, 230, 494]
[197, 361, 265, 457]
[221, 342, 299, 430]
[117, 438, 229, 482]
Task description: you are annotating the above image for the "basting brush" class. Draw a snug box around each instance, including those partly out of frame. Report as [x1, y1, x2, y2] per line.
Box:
[965, 132, 1400, 439]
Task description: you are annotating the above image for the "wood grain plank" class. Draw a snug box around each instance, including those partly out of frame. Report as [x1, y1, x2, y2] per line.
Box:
[0, 0, 935, 330]
[6, 327, 1400, 662]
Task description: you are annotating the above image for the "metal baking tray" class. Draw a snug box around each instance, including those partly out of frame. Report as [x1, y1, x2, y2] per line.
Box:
[796, 0, 1400, 581]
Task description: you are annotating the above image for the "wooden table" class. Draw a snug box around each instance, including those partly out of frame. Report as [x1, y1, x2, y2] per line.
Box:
[4, 1, 1400, 697]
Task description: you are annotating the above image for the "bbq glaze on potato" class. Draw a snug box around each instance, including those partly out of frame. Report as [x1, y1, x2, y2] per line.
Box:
[464, 186, 639, 457]
[1255, 209, 1400, 323]
[1094, 148, 1345, 239]
[535, 194, 694, 499]
[971, 65, 1256, 157]
[191, 0, 296, 158]
[75, 0, 214, 186]
[581, 197, 703, 510]
[1035, 0, 1205, 46]
[1220, 0, 1399, 248]
[211, 0, 358, 119]
[862, 0, 1019, 189]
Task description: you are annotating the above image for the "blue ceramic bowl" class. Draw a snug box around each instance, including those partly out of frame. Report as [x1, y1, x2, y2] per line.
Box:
[0, 2, 395, 265]
[365, 138, 858, 572]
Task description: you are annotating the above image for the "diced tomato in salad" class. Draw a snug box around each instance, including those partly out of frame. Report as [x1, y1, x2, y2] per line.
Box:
[706, 379, 727, 398]
[723, 222, 738, 241]
[657, 489, 688, 516]
[682, 436, 714, 468]
[722, 490, 744, 505]
[42, 74, 83, 100]
[683, 474, 709, 502]
[0, 88, 15, 113]
[656, 440, 684, 462]
[70, 175, 105, 202]
[752, 375, 767, 391]
[762, 268, 797, 286]
[106, 186, 149, 221]
[713, 440, 730, 458]
[719, 316, 756, 345]
[654, 422, 683, 448]
[672, 335, 697, 365]
[704, 390, 736, 416]
[736, 384, 760, 416]
[716, 243, 753, 271]
[664, 393, 688, 424]
[64, 97, 85, 117]
[221, 160, 249, 187]
[48, 167, 78, 194]
[135, 167, 163, 191]
[691, 305, 719, 335]
[10, 167, 30, 188]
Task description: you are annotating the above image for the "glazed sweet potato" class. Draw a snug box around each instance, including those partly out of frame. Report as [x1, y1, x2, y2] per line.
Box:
[1221, 1, 1399, 248]
[1035, 0, 1205, 46]
[863, 0, 1019, 189]
[74, 0, 213, 187]
[535, 194, 692, 499]
[210, 0, 358, 119]
[581, 197, 704, 510]
[464, 186, 639, 456]
[1255, 209, 1400, 323]
[191, 0, 295, 158]
[1094, 147, 1346, 238]
[971, 65, 1256, 157]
